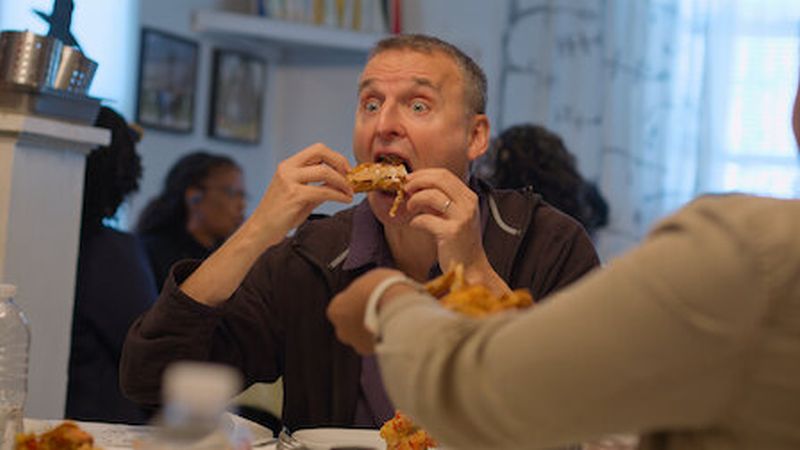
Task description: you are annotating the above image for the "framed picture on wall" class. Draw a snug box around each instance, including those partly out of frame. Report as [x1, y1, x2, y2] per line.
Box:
[135, 28, 199, 133]
[208, 49, 267, 144]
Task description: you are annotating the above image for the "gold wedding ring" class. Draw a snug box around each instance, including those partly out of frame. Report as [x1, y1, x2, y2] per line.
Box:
[442, 199, 452, 213]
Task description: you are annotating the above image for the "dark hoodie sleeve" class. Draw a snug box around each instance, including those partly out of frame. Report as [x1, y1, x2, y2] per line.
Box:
[119, 259, 220, 405]
[119, 252, 286, 406]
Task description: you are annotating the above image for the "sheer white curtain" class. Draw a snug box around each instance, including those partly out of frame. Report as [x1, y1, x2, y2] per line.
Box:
[497, 0, 800, 260]
[687, 0, 800, 200]
[498, 0, 688, 258]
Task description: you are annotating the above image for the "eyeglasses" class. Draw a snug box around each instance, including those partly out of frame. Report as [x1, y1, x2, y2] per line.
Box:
[201, 185, 248, 200]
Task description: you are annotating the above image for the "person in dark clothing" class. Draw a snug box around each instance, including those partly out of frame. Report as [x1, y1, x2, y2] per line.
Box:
[136, 152, 246, 289]
[581, 181, 609, 237]
[486, 123, 609, 237]
[66, 106, 156, 424]
[120, 34, 600, 431]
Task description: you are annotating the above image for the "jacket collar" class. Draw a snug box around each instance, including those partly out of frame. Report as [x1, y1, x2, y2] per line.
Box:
[341, 177, 491, 273]
[292, 179, 541, 283]
[481, 183, 540, 281]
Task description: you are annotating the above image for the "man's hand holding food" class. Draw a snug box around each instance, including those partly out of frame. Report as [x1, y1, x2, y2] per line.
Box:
[404, 168, 512, 296]
[249, 143, 354, 239]
[182, 143, 353, 306]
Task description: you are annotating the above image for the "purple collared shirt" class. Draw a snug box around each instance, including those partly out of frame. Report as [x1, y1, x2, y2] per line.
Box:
[346, 179, 488, 427]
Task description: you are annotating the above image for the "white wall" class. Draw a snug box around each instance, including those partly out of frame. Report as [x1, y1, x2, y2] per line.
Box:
[130, 0, 365, 223]
[130, 0, 272, 225]
[270, 58, 364, 216]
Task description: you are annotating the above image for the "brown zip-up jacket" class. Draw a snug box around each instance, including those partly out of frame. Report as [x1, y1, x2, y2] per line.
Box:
[120, 183, 600, 431]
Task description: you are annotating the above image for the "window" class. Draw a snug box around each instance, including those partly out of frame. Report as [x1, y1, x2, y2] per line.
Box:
[715, 1, 800, 198]
[721, 35, 799, 197]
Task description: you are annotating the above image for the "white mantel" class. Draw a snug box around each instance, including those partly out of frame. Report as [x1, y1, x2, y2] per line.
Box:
[0, 111, 109, 419]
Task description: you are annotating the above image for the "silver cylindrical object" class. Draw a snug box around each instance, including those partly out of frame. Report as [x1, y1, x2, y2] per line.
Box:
[0, 30, 62, 90]
[51, 45, 98, 94]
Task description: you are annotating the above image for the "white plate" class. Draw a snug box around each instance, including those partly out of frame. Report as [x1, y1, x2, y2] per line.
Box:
[292, 428, 383, 450]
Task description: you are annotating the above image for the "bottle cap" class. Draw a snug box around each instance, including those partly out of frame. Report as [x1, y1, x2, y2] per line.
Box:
[163, 361, 242, 413]
[0, 284, 17, 299]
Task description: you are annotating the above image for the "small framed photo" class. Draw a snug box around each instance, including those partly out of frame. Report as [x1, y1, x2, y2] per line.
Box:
[208, 49, 267, 144]
[135, 28, 199, 133]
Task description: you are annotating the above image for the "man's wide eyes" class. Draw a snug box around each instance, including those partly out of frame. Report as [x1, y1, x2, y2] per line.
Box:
[411, 101, 428, 112]
[361, 99, 429, 113]
[364, 100, 380, 112]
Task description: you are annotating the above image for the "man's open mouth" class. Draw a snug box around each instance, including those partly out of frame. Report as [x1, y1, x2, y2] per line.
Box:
[376, 154, 412, 173]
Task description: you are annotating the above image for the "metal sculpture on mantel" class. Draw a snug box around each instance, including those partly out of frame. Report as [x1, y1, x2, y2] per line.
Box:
[33, 0, 81, 50]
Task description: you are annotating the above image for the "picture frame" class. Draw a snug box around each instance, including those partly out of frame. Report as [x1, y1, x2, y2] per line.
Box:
[208, 49, 267, 144]
[135, 28, 199, 133]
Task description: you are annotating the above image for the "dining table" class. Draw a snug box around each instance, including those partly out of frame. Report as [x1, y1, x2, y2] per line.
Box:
[22, 414, 278, 450]
[21, 418, 637, 449]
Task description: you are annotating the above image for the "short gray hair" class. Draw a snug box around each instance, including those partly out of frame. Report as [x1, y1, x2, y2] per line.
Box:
[369, 34, 488, 116]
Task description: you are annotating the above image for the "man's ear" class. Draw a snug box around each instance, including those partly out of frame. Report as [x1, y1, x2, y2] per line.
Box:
[466, 114, 490, 161]
[185, 187, 203, 207]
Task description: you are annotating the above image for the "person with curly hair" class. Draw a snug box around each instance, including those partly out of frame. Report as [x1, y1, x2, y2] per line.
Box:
[66, 106, 156, 424]
[487, 123, 609, 237]
[135, 152, 246, 289]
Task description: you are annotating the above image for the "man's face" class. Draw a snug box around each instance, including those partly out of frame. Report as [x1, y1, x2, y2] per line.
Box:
[352, 49, 488, 222]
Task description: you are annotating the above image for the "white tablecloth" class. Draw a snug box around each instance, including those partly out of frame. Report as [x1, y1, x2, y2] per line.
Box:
[23, 414, 277, 450]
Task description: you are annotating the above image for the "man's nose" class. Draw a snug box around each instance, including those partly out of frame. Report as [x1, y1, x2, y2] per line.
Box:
[375, 102, 404, 141]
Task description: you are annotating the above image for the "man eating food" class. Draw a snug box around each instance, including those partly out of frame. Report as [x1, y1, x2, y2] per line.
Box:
[120, 34, 600, 431]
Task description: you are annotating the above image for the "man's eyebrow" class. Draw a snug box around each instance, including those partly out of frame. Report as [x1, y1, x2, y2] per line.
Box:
[411, 76, 440, 91]
[357, 77, 441, 93]
[358, 78, 376, 93]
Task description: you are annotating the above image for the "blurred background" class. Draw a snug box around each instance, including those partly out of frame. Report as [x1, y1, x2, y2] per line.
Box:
[1, 0, 800, 425]
[1, 0, 798, 262]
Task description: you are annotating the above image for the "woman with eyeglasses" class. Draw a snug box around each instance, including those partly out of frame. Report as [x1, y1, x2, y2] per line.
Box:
[136, 151, 246, 289]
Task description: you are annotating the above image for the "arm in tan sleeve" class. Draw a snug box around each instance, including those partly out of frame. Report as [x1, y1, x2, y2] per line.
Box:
[376, 200, 767, 449]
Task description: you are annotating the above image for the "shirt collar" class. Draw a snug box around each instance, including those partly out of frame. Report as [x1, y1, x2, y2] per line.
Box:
[342, 199, 393, 270]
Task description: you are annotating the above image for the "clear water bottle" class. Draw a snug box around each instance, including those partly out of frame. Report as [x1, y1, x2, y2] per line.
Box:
[0, 284, 30, 450]
[141, 361, 249, 450]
